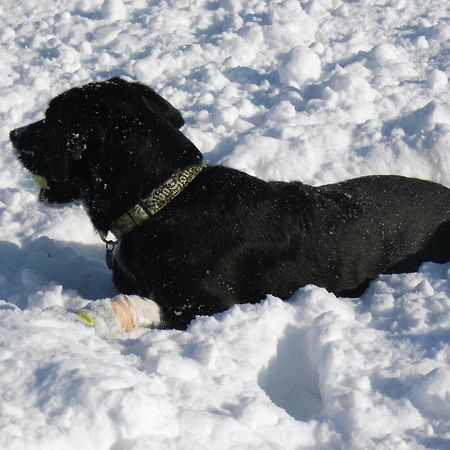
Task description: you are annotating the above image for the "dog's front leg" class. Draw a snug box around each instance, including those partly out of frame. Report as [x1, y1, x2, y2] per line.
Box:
[74, 295, 161, 336]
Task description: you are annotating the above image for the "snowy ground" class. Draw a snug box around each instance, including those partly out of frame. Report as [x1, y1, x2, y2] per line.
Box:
[1, 0, 450, 449]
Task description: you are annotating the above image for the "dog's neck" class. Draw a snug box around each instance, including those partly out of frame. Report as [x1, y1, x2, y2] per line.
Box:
[109, 162, 205, 239]
[84, 156, 204, 237]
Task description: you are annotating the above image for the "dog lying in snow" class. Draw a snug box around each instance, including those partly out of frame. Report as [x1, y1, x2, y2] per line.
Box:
[10, 78, 450, 332]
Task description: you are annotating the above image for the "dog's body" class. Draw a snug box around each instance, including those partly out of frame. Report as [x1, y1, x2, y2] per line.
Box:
[10, 78, 450, 329]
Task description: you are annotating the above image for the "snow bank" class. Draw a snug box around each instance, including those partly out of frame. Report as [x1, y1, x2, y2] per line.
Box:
[0, 0, 449, 448]
[1, 267, 449, 449]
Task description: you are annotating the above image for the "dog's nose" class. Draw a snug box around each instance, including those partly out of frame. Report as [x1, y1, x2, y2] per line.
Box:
[9, 128, 18, 142]
[10, 120, 45, 144]
[9, 126, 26, 143]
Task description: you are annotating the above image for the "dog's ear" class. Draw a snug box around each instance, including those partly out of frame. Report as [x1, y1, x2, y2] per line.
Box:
[106, 78, 185, 129]
[105, 78, 185, 128]
[136, 84, 185, 129]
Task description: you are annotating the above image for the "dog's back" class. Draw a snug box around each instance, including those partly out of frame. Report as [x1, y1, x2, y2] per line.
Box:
[295, 175, 450, 295]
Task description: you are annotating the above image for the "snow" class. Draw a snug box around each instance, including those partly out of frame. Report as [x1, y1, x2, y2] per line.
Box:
[279, 46, 322, 88]
[101, 0, 127, 21]
[0, 0, 449, 449]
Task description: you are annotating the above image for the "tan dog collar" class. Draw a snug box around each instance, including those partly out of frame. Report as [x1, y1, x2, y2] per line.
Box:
[109, 161, 205, 239]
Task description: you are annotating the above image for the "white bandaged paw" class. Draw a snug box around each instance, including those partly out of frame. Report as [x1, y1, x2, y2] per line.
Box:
[75, 295, 161, 336]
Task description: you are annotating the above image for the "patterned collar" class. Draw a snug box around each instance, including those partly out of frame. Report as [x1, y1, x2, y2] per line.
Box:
[109, 161, 205, 239]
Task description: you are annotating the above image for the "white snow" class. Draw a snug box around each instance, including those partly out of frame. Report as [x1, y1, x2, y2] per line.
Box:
[101, 0, 127, 21]
[279, 46, 322, 88]
[0, 0, 449, 449]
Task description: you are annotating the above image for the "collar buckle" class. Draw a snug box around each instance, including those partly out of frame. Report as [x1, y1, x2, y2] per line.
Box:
[100, 232, 119, 270]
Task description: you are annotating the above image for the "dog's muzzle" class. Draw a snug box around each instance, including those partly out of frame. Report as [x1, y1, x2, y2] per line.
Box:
[9, 126, 27, 143]
[10, 120, 46, 149]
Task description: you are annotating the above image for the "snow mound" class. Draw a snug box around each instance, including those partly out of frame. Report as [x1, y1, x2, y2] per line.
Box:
[1, 267, 450, 449]
[279, 46, 322, 88]
[101, 0, 127, 21]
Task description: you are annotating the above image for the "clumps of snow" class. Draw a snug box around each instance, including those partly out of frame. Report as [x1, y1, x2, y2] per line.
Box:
[27, 283, 65, 309]
[266, 0, 318, 48]
[101, 0, 127, 21]
[369, 43, 402, 66]
[321, 65, 378, 124]
[367, 263, 450, 334]
[398, 101, 450, 134]
[133, 57, 160, 84]
[427, 69, 448, 93]
[410, 368, 450, 421]
[279, 46, 322, 88]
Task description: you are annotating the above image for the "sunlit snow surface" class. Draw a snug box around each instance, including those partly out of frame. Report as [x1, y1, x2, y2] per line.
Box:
[0, 0, 449, 448]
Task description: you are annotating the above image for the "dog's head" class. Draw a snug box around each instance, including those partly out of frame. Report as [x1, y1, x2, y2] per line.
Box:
[10, 78, 199, 204]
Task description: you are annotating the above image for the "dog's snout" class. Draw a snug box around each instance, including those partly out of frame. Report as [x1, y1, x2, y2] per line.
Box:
[10, 120, 46, 146]
[9, 127, 20, 142]
[10, 124, 30, 143]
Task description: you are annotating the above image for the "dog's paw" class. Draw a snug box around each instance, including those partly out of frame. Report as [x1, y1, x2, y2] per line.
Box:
[123, 295, 161, 329]
[74, 295, 161, 336]
[74, 299, 121, 337]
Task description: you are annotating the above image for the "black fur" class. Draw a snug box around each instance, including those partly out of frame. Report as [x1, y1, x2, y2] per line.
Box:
[10, 78, 450, 329]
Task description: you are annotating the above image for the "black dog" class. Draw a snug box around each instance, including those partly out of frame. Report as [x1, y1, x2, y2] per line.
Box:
[10, 78, 450, 329]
